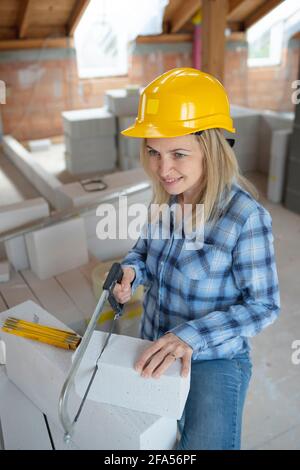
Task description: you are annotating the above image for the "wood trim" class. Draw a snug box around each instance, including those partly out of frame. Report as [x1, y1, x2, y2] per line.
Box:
[244, 0, 283, 30]
[67, 0, 90, 36]
[18, 0, 33, 39]
[136, 33, 193, 44]
[227, 31, 246, 41]
[170, 0, 201, 33]
[0, 37, 73, 51]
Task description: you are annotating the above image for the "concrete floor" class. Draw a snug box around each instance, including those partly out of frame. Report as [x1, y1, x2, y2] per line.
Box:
[242, 171, 300, 450]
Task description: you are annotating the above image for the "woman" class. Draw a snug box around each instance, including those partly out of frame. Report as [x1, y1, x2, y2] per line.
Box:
[113, 68, 280, 450]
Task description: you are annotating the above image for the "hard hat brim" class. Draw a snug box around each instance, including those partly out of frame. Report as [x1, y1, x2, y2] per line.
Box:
[121, 120, 235, 139]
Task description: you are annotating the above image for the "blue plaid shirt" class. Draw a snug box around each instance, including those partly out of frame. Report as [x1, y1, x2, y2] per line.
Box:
[122, 183, 280, 361]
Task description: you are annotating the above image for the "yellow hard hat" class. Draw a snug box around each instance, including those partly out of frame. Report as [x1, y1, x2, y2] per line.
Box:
[121, 67, 235, 138]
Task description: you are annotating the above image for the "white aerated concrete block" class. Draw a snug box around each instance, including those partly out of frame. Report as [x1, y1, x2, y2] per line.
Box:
[0, 367, 54, 449]
[65, 135, 116, 156]
[0, 198, 49, 233]
[65, 137, 117, 174]
[25, 218, 89, 280]
[75, 331, 190, 419]
[1, 301, 177, 449]
[62, 108, 116, 139]
[104, 89, 140, 116]
[3, 136, 62, 210]
[1, 301, 75, 427]
[0, 260, 10, 282]
[0, 340, 6, 364]
[5, 235, 29, 271]
[118, 116, 140, 170]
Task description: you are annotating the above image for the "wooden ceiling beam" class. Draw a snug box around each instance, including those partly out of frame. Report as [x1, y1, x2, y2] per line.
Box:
[18, 0, 33, 39]
[170, 0, 202, 33]
[136, 33, 193, 44]
[244, 0, 283, 30]
[228, 0, 246, 14]
[67, 0, 90, 36]
[202, 0, 228, 82]
[0, 37, 73, 51]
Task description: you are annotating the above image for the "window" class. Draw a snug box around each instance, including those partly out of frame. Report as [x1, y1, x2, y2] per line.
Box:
[74, 0, 168, 79]
[248, 22, 283, 67]
[247, 0, 300, 67]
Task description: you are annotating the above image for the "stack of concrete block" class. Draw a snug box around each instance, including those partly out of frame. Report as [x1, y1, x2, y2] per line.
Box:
[118, 116, 141, 170]
[25, 218, 89, 280]
[104, 88, 140, 117]
[267, 129, 291, 203]
[62, 108, 117, 175]
[104, 88, 141, 170]
[284, 99, 300, 214]
[1, 301, 178, 449]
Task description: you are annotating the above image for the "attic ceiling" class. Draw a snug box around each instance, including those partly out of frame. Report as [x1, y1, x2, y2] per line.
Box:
[0, 0, 286, 49]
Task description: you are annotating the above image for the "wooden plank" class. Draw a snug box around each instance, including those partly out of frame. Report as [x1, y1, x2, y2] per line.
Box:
[0, 37, 73, 50]
[170, 0, 201, 33]
[18, 0, 32, 39]
[164, 0, 182, 22]
[21, 270, 86, 335]
[0, 367, 52, 450]
[55, 268, 96, 321]
[245, 0, 283, 29]
[0, 26, 17, 40]
[0, 269, 39, 308]
[67, 0, 90, 36]
[227, 0, 261, 21]
[227, 31, 246, 41]
[136, 33, 193, 43]
[202, 0, 227, 82]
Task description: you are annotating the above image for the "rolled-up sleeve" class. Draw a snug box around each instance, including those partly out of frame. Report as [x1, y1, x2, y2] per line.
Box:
[171, 208, 280, 354]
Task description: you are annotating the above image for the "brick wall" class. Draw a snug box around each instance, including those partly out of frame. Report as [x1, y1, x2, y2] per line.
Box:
[0, 37, 298, 141]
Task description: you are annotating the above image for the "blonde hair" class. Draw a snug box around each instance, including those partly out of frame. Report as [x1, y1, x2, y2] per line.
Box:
[140, 128, 259, 224]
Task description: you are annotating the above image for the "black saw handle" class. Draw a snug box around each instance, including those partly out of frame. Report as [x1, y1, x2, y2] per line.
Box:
[103, 262, 124, 316]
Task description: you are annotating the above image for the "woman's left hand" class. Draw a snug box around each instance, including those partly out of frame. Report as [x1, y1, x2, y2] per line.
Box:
[134, 333, 193, 379]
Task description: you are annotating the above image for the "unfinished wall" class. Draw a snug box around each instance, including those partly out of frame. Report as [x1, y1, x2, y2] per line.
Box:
[0, 36, 298, 141]
[247, 38, 300, 112]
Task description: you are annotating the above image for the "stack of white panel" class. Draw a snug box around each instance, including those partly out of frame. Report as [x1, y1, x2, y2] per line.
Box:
[118, 116, 141, 170]
[104, 89, 141, 170]
[104, 88, 140, 117]
[62, 108, 117, 174]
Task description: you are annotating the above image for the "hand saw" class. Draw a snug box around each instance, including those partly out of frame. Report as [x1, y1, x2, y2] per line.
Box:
[59, 262, 124, 442]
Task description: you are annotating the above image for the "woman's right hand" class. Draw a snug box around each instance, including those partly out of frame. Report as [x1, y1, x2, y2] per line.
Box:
[112, 267, 136, 304]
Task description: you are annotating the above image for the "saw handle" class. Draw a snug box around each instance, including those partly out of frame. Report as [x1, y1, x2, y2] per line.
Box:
[103, 262, 124, 316]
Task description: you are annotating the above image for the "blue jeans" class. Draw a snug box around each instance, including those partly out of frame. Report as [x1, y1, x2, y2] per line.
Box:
[176, 351, 252, 450]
